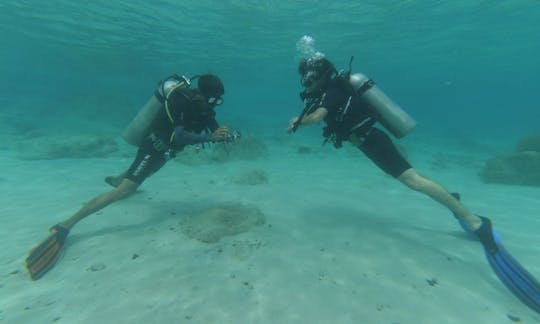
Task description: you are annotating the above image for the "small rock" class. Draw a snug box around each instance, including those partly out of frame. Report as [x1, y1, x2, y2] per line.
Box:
[232, 169, 268, 185]
[507, 314, 521, 322]
[87, 263, 106, 272]
[426, 278, 438, 286]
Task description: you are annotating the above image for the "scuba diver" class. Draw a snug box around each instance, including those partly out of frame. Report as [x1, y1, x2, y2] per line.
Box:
[287, 54, 540, 313]
[26, 73, 234, 280]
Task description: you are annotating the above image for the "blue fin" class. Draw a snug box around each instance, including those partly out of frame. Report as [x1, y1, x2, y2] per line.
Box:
[476, 216, 540, 313]
[450, 193, 540, 313]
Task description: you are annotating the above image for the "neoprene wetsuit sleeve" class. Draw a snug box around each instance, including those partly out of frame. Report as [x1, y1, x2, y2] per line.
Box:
[172, 126, 211, 146]
[207, 118, 219, 132]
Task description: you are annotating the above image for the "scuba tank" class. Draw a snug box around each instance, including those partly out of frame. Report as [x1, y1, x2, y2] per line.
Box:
[349, 73, 416, 138]
[122, 75, 191, 146]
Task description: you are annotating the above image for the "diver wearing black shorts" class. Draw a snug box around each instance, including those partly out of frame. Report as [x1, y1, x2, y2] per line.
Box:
[285, 44, 540, 315]
[113, 75, 225, 186]
[294, 61, 411, 178]
[288, 55, 481, 237]
[26, 74, 234, 281]
[287, 54, 482, 228]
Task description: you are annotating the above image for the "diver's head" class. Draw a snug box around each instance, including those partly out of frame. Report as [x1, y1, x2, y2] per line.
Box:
[298, 56, 335, 94]
[197, 74, 224, 107]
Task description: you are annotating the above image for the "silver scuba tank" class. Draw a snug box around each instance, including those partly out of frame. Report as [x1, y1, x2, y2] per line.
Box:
[349, 73, 416, 138]
[122, 76, 189, 146]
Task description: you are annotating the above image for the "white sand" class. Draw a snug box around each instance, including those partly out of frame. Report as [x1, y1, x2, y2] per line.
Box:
[1, 132, 539, 324]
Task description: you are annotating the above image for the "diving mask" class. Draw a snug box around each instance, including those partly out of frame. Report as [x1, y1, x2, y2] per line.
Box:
[208, 96, 223, 106]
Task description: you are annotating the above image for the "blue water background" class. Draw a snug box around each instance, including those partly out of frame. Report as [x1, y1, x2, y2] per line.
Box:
[1, 1, 539, 144]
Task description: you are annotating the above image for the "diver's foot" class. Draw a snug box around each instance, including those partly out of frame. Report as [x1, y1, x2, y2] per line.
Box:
[105, 173, 126, 188]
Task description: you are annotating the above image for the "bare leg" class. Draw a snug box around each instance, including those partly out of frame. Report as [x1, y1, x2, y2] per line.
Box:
[58, 178, 139, 231]
[397, 168, 482, 230]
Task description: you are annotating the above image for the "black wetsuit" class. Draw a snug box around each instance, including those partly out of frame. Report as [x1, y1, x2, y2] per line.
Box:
[306, 76, 411, 178]
[126, 88, 219, 184]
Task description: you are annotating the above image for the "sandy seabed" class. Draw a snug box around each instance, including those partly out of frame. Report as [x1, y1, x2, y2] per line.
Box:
[1, 132, 539, 324]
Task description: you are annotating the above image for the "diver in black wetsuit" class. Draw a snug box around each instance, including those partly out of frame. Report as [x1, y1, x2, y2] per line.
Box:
[286, 56, 540, 314]
[70, 74, 231, 227]
[108, 74, 229, 186]
[287, 56, 482, 230]
[26, 74, 232, 280]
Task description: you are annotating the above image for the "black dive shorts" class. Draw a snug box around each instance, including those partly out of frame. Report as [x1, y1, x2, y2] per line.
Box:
[125, 138, 168, 184]
[354, 127, 412, 178]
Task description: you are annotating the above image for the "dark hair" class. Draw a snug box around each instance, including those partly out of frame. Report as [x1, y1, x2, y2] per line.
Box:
[197, 74, 224, 98]
[298, 57, 335, 77]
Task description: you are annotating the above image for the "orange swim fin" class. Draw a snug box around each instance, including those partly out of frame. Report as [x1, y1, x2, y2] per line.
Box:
[25, 225, 69, 280]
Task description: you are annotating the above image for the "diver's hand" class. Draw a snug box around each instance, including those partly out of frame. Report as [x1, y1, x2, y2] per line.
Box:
[210, 127, 230, 142]
[287, 117, 299, 133]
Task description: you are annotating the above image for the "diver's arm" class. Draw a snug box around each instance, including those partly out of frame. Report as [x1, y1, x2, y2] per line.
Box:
[287, 107, 328, 132]
[172, 126, 211, 146]
[301, 107, 328, 125]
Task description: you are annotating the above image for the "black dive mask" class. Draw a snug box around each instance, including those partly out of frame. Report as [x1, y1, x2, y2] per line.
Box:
[207, 96, 223, 106]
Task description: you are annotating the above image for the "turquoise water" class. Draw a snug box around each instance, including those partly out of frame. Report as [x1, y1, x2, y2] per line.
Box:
[2, 2, 540, 322]
[2, 1, 539, 141]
